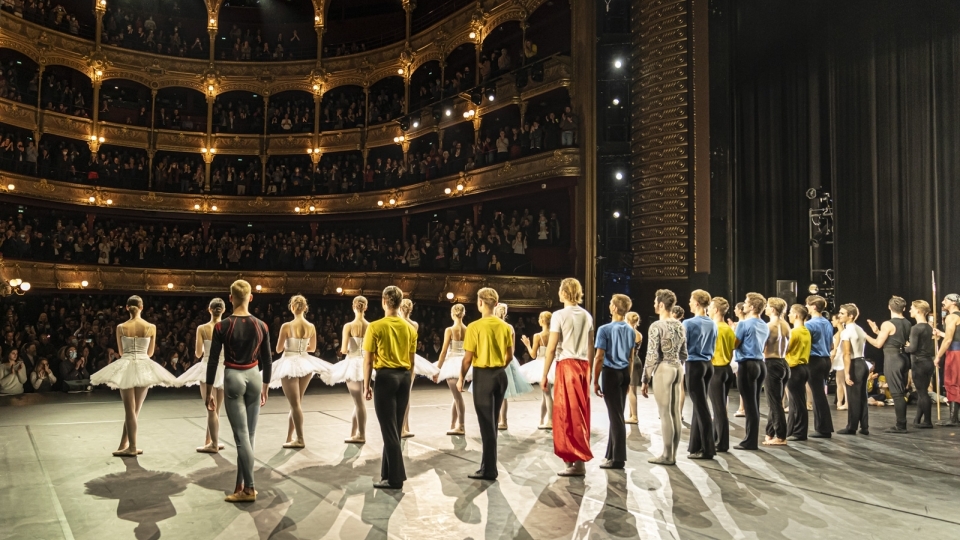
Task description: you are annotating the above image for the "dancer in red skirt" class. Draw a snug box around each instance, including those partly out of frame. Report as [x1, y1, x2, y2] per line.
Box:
[542, 278, 595, 477]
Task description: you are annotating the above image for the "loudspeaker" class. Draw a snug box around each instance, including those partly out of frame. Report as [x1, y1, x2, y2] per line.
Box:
[777, 280, 798, 307]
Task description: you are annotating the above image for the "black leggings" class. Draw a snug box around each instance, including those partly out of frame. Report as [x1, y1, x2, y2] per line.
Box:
[685, 361, 715, 456]
[374, 368, 411, 486]
[845, 358, 869, 432]
[736, 360, 766, 449]
[884, 351, 910, 429]
[807, 356, 834, 434]
[786, 364, 809, 439]
[708, 364, 735, 451]
[764, 358, 790, 440]
[912, 357, 934, 426]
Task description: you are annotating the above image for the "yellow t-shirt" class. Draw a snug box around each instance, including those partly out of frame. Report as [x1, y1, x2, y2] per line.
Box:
[712, 323, 736, 367]
[363, 316, 416, 370]
[785, 326, 811, 367]
[464, 316, 513, 368]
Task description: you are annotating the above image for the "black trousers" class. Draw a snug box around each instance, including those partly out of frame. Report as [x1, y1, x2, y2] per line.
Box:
[786, 364, 809, 439]
[685, 361, 715, 456]
[884, 351, 910, 429]
[912, 357, 934, 426]
[736, 360, 766, 449]
[845, 357, 869, 432]
[374, 368, 411, 486]
[764, 358, 790, 440]
[807, 356, 834, 434]
[601, 366, 630, 462]
[708, 364, 735, 451]
[472, 366, 507, 478]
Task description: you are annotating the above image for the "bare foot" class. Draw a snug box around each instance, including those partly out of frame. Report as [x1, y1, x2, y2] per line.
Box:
[282, 440, 305, 449]
[197, 445, 219, 454]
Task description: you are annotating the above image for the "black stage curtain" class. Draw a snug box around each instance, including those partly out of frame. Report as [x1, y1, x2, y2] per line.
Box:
[730, 0, 960, 316]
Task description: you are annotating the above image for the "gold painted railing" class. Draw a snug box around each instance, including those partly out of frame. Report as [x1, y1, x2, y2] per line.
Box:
[0, 0, 551, 96]
[0, 148, 580, 215]
[0, 260, 563, 309]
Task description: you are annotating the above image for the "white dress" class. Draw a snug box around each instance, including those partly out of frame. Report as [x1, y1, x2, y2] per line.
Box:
[268, 337, 333, 389]
[413, 354, 441, 378]
[177, 339, 225, 388]
[91, 336, 180, 390]
[519, 346, 556, 385]
[322, 336, 365, 385]
[437, 340, 466, 381]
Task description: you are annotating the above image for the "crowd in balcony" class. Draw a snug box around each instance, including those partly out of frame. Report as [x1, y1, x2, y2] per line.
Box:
[0, 59, 37, 103]
[0, 291, 543, 396]
[3, 1, 89, 37]
[220, 26, 311, 61]
[102, 6, 206, 59]
[41, 72, 91, 118]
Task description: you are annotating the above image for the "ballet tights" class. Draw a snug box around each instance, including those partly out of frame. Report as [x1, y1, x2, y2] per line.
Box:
[541, 383, 554, 427]
[116, 387, 148, 454]
[282, 375, 313, 444]
[346, 381, 366, 440]
[447, 379, 465, 429]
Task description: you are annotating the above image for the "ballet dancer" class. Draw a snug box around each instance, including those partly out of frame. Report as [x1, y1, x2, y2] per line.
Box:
[399, 298, 441, 438]
[543, 278, 594, 477]
[322, 296, 370, 444]
[364, 286, 417, 490]
[708, 297, 735, 452]
[272, 295, 331, 449]
[804, 295, 835, 438]
[831, 314, 848, 410]
[683, 289, 718, 460]
[733, 293, 770, 450]
[785, 304, 811, 441]
[491, 303, 533, 430]
[92, 295, 179, 457]
[732, 302, 747, 417]
[593, 294, 635, 469]
[434, 304, 468, 435]
[762, 297, 791, 446]
[865, 296, 912, 432]
[904, 300, 934, 428]
[642, 289, 687, 465]
[520, 311, 556, 429]
[459, 287, 514, 480]
[207, 280, 273, 503]
[177, 298, 227, 453]
[624, 311, 643, 425]
[836, 303, 869, 435]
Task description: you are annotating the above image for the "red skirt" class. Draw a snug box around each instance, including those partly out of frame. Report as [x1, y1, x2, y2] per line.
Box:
[944, 350, 960, 403]
[552, 358, 593, 463]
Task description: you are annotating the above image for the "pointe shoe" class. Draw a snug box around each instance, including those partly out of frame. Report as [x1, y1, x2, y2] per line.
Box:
[225, 490, 257, 503]
[837, 404, 848, 411]
[282, 440, 305, 449]
[344, 437, 366, 444]
[446, 428, 465, 436]
[497, 423, 508, 431]
[197, 445, 219, 454]
[112, 448, 142, 457]
[734, 410, 745, 417]
[401, 431, 415, 439]
[647, 456, 675, 465]
[537, 423, 553, 430]
[624, 417, 639, 425]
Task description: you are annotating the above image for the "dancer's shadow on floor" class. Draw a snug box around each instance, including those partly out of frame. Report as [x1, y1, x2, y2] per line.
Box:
[85, 458, 190, 540]
[593, 469, 640, 539]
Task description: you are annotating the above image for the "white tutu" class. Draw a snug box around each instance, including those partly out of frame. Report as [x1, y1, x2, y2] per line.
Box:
[519, 358, 556, 385]
[467, 358, 533, 398]
[437, 352, 466, 381]
[177, 359, 225, 388]
[322, 354, 364, 385]
[269, 353, 332, 388]
[91, 355, 180, 390]
[413, 354, 440, 378]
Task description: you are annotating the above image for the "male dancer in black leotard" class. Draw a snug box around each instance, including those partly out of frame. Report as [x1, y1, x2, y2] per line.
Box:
[207, 279, 272, 503]
[865, 296, 912, 433]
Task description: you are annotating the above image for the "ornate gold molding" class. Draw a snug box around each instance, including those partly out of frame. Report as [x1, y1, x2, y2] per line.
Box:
[0, 260, 562, 309]
[0, 148, 580, 216]
[0, 0, 550, 95]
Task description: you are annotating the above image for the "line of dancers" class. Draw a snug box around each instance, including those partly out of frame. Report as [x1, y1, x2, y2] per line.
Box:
[87, 278, 960, 501]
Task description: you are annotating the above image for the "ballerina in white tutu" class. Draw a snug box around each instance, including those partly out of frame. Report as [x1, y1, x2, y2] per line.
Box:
[520, 311, 556, 429]
[491, 303, 534, 430]
[177, 298, 227, 453]
[399, 298, 440, 438]
[321, 295, 370, 444]
[91, 295, 179, 457]
[273, 295, 331, 449]
[433, 304, 468, 435]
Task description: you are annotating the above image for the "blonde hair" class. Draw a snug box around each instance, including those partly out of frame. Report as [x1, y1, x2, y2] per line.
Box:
[538, 310, 552, 327]
[208, 297, 225, 315]
[477, 287, 499, 306]
[912, 300, 931, 317]
[691, 289, 711, 309]
[611, 293, 632, 316]
[382, 286, 404, 309]
[353, 295, 368, 311]
[399, 298, 414, 316]
[493, 303, 509, 320]
[745, 292, 766, 315]
[766, 297, 787, 317]
[289, 294, 308, 314]
[560, 277, 583, 304]
[625, 311, 640, 326]
[231, 279, 252, 302]
[710, 297, 730, 317]
[451, 303, 465, 319]
[126, 295, 143, 315]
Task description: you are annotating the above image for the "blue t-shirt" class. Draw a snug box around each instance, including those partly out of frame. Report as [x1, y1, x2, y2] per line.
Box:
[594, 320, 636, 370]
[805, 316, 833, 357]
[734, 317, 769, 362]
[682, 315, 717, 362]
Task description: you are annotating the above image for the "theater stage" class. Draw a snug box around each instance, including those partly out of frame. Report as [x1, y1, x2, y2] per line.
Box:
[2, 382, 958, 539]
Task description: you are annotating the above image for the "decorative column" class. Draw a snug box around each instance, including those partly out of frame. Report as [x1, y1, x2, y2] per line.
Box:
[314, 9, 324, 64]
[201, 220, 211, 240]
[402, 0, 416, 47]
[629, 0, 710, 287]
[205, 2, 220, 63]
[94, 0, 106, 48]
[307, 148, 322, 192]
[147, 89, 157, 187]
[571, 0, 597, 311]
[34, 64, 44, 143]
[88, 68, 104, 154]
[202, 83, 217, 191]
[262, 93, 270, 151]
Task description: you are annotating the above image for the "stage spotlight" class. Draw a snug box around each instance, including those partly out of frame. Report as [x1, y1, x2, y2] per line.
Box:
[432, 107, 442, 121]
[613, 211, 621, 218]
[615, 171, 623, 180]
[399, 117, 410, 131]
[808, 284, 819, 294]
[412, 118, 420, 128]
[336, 287, 344, 294]
[612, 98, 620, 106]
[19, 282, 29, 292]
[614, 59, 623, 68]
[167, 283, 174, 289]
[446, 292, 455, 300]
[81, 280, 88, 288]
[470, 89, 483, 106]
[445, 108, 452, 117]
[255, 284, 262, 292]
[485, 86, 496, 102]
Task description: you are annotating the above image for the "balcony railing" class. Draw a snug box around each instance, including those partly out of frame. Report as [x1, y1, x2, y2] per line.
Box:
[0, 259, 563, 310]
[0, 148, 580, 215]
